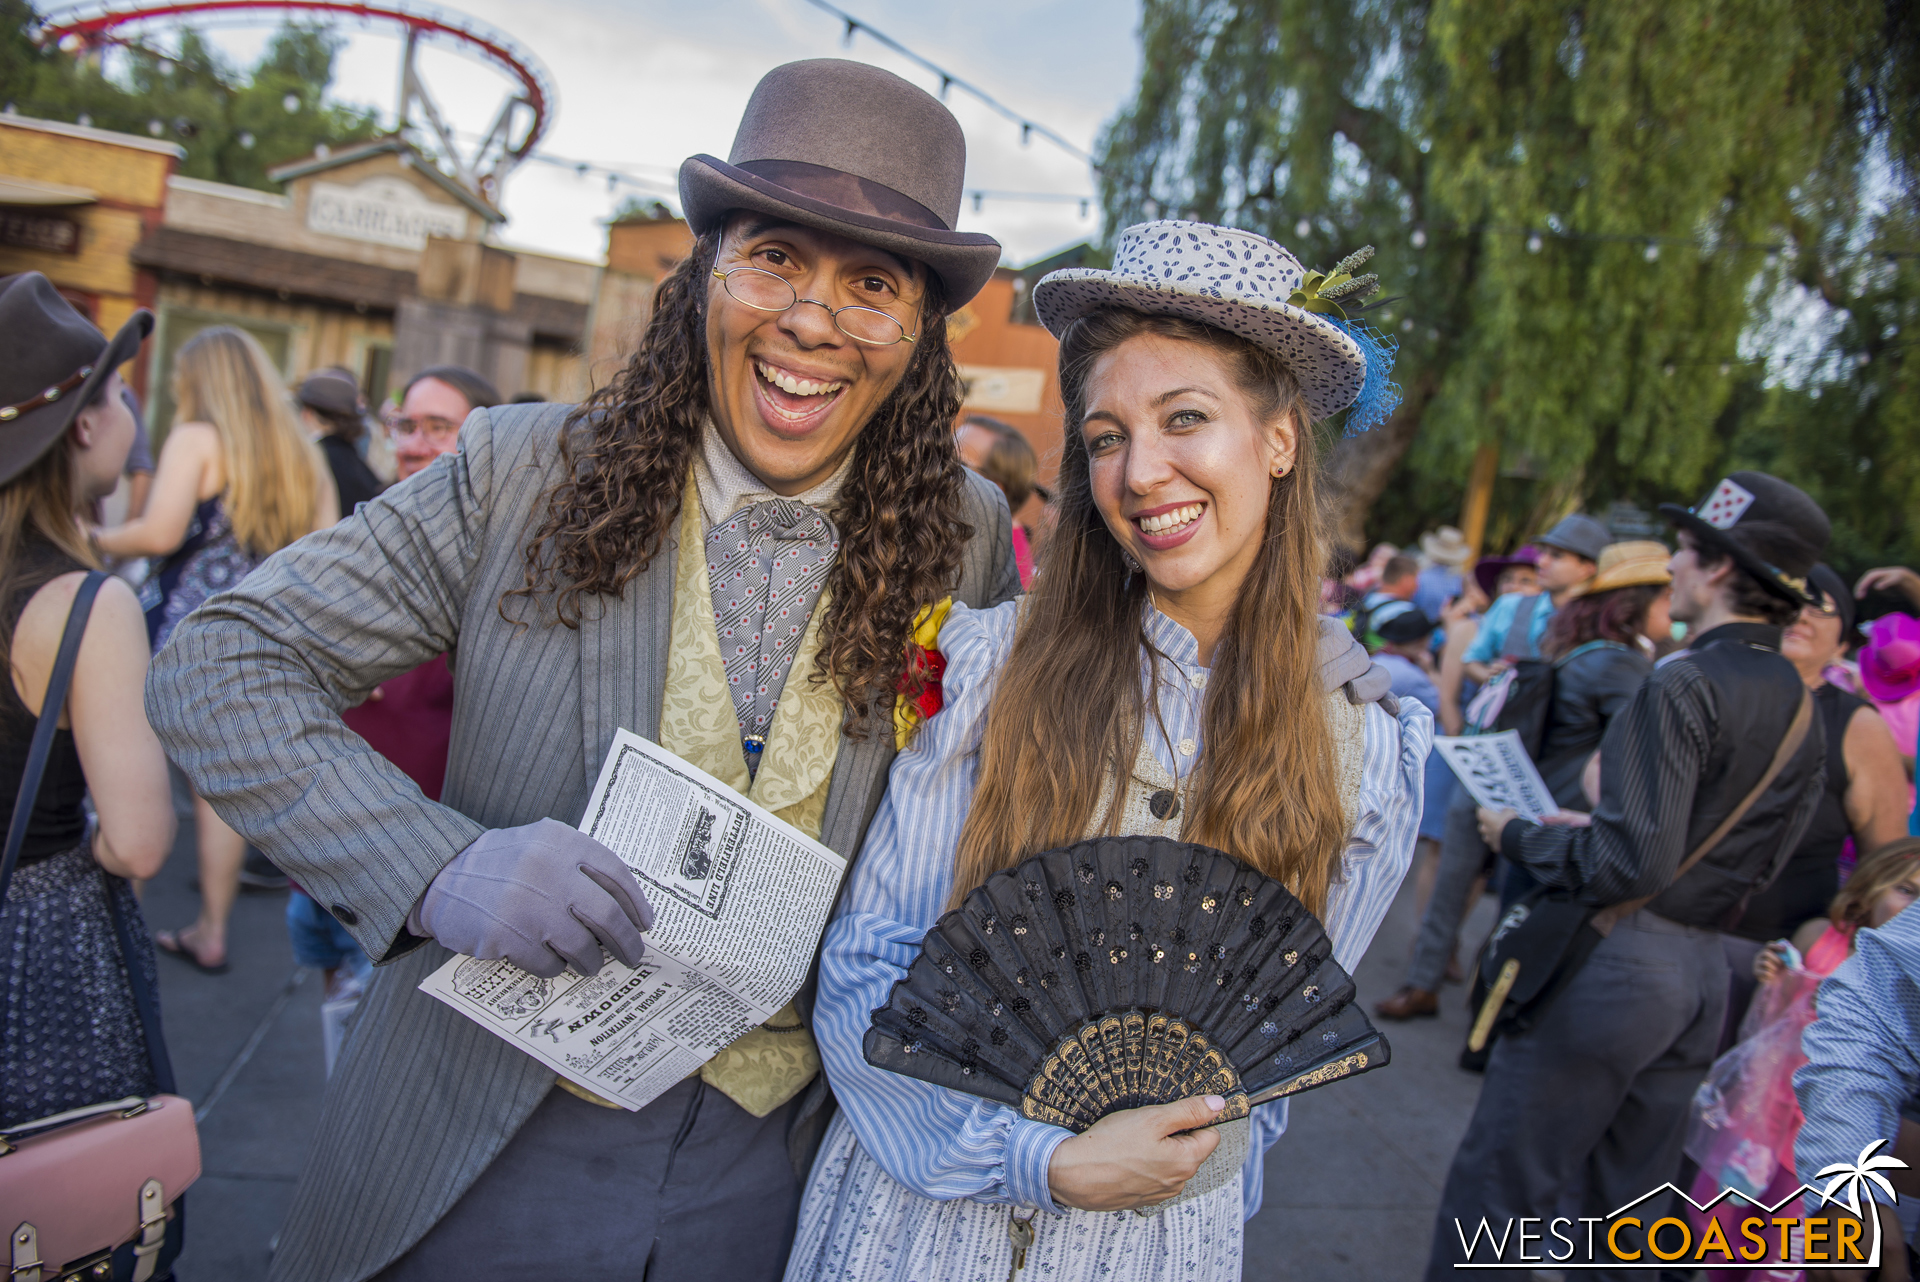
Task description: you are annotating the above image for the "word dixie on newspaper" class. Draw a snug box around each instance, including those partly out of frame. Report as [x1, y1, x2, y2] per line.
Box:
[419, 729, 846, 1111]
[1432, 730, 1559, 822]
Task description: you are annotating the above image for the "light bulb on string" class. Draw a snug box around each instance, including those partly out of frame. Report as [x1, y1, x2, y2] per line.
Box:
[1295, 218, 1311, 238]
[1411, 228, 1428, 249]
[1644, 243, 1660, 262]
[1526, 234, 1543, 253]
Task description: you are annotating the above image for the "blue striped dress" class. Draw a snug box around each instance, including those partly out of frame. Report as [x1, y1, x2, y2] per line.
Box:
[787, 600, 1432, 1282]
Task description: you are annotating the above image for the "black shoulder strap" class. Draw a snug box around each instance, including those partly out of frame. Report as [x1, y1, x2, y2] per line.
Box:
[1506, 593, 1543, 659]
[1, 571, 106, 902]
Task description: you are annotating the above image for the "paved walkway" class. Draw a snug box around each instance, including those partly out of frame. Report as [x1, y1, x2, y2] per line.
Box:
[146, 803, 1498, 1281]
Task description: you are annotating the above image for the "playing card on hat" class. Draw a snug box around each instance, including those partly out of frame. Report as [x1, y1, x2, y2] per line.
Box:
[1698, 478, 1756, 530]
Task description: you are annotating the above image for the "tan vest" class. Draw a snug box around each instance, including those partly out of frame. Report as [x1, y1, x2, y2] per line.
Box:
[563, 480, 841, 1117]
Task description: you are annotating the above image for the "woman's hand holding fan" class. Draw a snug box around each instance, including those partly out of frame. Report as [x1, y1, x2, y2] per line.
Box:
[1046, 1093, 1228, 1212]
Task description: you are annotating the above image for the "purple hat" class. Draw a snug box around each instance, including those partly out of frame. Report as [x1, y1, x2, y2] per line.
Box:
[1473, 547, 1540, 600]
[1860, 613, 1920, 704]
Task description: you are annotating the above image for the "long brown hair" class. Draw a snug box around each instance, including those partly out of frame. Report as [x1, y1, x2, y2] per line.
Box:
[0, 423, 98, 671]
[173, 327, 322, 555]
[508, 228, 971, 736]
[951, 309, 1349, 915]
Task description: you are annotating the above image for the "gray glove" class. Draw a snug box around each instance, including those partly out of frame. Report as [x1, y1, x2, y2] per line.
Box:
[411, 818, 655, 978]
[1316, 616, 1397, 712]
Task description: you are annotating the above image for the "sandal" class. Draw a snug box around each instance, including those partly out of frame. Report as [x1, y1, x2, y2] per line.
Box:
[155, 927, 229, 975]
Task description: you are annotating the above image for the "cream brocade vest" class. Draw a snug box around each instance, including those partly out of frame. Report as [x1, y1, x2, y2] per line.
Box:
[664, 479, 842, 1117]
[1085, 689, 1369, 1210]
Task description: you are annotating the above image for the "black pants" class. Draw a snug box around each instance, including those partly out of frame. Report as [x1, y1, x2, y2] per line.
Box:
[1424, 910, 1728, 1280]
[377, 1079, 802, 1281]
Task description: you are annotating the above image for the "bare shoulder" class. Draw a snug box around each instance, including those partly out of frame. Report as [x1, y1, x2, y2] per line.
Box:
[1845, 701, 1896, 745]
[12, 573, 144, 714]
[162, 421, 222, 455]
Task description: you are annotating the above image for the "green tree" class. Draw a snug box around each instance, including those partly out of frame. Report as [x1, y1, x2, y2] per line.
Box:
[1099, 0, 1898, 551]
[1, 1, 378, 192]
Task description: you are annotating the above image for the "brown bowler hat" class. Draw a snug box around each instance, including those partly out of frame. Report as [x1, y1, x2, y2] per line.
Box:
[679, 59, 1002, 305]
[0, 272, 152, 485]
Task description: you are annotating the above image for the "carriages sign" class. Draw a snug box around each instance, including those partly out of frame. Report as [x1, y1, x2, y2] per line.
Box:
[306, 176, 468, 251]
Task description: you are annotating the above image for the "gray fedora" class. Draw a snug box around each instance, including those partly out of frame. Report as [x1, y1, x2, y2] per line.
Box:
[0, 272, 152, 485]
[679, 59, 1002, 305]
[1534, 513, 1611, 563]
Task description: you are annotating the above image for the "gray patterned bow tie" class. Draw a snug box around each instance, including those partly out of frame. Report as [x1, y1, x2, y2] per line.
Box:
[705, 498, 840, 773]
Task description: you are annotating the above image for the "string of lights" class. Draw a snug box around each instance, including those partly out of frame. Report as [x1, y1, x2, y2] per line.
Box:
[1395, 221, 1917, 262]
[799, 0, 1100, 170]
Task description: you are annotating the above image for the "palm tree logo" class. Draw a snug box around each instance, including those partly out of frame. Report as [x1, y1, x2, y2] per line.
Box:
[1816, 1138, 1907, 1219]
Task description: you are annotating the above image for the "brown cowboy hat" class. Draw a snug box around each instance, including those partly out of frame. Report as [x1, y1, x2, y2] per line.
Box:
[679, 59, 1002, 305]
[0, 272, 152, 485]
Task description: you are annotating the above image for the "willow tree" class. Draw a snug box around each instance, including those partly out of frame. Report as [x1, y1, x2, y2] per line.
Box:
[1099, 0, 1888, 547]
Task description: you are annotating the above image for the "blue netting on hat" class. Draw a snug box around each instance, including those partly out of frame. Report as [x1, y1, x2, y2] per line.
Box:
[1330, 319, 1401, 436]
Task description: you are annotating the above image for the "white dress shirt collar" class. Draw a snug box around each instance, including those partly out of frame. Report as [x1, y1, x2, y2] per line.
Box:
[692, 417, 855, 531]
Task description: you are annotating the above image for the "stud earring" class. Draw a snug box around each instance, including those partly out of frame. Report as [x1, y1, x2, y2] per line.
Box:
[1122, 550, 1143, 575]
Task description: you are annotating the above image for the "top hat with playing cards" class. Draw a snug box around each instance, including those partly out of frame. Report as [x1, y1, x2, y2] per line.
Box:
[1659, 471, 1830, 606]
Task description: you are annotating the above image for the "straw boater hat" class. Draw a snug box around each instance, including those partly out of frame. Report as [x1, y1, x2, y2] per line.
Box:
[1031, 220, 1398, 426]
[679, 59, 1002, 306]
[1565, 541, 1672, 599]
[0, 272, 152, 485]
[1659, 471, 1829, 606]
[1419, 526, 1472, 569]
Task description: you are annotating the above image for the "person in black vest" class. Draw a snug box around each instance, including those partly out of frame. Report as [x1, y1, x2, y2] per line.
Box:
[1426, 472, 1832, 1276]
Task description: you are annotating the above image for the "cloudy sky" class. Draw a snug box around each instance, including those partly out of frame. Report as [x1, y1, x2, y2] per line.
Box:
[191, 0, 1143, 265]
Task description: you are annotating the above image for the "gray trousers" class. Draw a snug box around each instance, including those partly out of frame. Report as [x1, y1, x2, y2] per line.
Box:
[1424, 910, 1728, 1280]
[1405, 789, 1489, 991]
[375, 1078, 802, 1282]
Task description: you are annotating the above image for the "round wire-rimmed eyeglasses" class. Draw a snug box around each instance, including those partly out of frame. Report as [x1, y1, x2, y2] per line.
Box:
[711, 267, 917, 346]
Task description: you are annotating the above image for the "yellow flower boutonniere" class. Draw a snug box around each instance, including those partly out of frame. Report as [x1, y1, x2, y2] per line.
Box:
[893, 596, 954, 749]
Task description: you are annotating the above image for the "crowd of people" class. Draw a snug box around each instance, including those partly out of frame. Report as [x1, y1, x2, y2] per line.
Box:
[2, 54, 1916, 1282]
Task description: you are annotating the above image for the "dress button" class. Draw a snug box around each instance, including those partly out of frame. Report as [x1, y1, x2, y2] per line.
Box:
[1190, 671, 1207, 689]
[1178, 738, 1196, 757]
[1148, 790, 1180, 820]
[331, 904, 359, 927]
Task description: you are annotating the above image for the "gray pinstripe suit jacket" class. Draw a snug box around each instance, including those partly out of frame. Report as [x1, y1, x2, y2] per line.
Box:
[144, 402, 1019, 1282]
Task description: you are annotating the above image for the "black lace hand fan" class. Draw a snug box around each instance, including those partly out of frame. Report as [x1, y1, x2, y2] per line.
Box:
[863, 836, 1389, 1132]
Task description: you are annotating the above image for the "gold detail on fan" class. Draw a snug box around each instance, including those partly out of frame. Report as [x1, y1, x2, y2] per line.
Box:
[1266, 1049, 1373, 1100]
[1019, 1013, 1250, 1132]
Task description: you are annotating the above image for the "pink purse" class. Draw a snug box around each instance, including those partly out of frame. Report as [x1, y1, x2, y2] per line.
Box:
[0, 574, 200, 1281]
[2, 1095, 201, 1281]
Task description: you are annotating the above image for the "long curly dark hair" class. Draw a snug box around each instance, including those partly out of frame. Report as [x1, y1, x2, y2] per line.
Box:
[506, 228, 971, 738]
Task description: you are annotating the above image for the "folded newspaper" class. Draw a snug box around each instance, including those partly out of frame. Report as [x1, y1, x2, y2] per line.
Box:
[1432, 730, 1559, 822]
[419, 729, 846, 1111]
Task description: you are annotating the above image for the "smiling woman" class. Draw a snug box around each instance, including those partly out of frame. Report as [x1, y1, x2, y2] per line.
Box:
[788, 221, 1429, 1282]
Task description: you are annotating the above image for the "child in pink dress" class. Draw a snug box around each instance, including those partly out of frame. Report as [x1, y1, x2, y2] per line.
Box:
[1683, 838, 1920, 1279]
